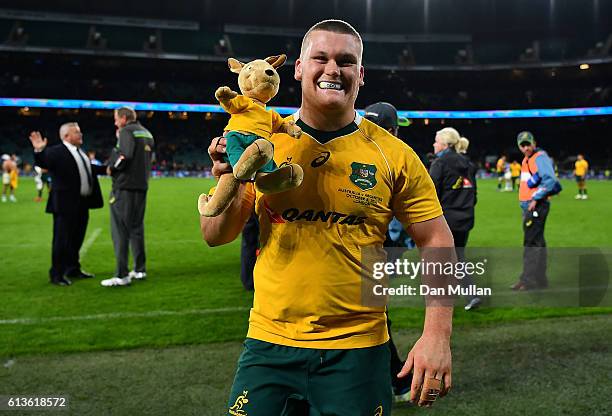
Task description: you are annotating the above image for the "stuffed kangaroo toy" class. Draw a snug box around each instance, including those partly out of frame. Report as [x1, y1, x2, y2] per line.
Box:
[198, 54, 304, 217]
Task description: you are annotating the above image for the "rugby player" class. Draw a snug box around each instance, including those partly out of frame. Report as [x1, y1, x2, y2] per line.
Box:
[574, 154, 589, 199]
[1, 154, 18, 202]
[201, 20, 454, 414]
[496, 155, 506, 191]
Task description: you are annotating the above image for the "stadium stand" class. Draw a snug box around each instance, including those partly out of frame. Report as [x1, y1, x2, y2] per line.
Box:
[2, 13, 611, 67]
[1, 3, 611, 173]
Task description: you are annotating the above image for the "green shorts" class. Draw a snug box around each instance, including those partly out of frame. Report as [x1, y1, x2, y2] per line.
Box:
[227, 338, 392, 416]
[224, 131, 277, 174]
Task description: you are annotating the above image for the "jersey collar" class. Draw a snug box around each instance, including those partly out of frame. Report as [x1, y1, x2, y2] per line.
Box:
[292, 110, 362, 144]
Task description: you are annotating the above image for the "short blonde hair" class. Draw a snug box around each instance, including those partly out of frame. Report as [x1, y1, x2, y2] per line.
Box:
[436, 127, 460, 148]
[300, 19, 363, 64]
[457, 137, 470, 154]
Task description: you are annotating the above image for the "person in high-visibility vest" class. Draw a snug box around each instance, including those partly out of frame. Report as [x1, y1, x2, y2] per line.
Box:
[574, 154, 589, 200]
[512, 131, 561, 291]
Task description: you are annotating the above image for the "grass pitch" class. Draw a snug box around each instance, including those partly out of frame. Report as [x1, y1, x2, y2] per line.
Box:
[1, 177, 611, 414]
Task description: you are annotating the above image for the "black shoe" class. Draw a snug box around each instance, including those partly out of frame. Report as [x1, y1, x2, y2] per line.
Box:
[393, 369, 413, 403]
[51, 276, 72, 286]
[66, 270, 95, 279]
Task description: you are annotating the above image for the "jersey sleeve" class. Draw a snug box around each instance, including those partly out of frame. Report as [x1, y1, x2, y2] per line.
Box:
[392, 146, 443, 226]
[220, 95, 250, 114]
[241, 182, 256, 218]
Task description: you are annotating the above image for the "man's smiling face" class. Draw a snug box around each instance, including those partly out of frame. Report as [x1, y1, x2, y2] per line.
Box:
[295, 30, 364, 113]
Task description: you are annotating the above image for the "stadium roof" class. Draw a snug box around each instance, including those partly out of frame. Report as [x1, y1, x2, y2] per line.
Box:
[1, 0, 610, 38]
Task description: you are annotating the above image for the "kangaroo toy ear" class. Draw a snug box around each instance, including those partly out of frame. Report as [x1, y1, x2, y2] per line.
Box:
[264, 54, 287, 69]
[228, 58, 245, 74]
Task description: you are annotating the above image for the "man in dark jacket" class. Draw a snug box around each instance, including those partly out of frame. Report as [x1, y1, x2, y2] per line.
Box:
[101, 107, 154, 287]
[364, 101, 414, 403]
[29, 124, 105, 286]
[429, 127, 480, 310]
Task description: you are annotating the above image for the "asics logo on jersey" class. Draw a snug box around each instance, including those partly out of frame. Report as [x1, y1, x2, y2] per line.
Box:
[281, 208, 366, 225]
[311, 151, 331, 168]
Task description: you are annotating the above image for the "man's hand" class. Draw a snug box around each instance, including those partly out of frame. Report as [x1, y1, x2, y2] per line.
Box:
[528, 200, 537, 211]
[29, 131, 48, 152]
[208, 136, 233, 179]
[398, 332, 452, 407]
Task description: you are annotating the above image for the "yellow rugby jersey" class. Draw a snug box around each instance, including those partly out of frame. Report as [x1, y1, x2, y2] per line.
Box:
[575, 159, 589, 176]
[9, 169, 18, 189]
[220, 95, 284, 138]
[496, 158, 505, 173]
[510, 162, 521, 177]
[244, 111, 443, 349]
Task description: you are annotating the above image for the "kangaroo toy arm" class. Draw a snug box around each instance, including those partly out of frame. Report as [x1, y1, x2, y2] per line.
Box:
[270, 110, 301, 139]
[215, 86, 238, 102]
[216, 86, 249, 114]
[276, 120, 302, 139]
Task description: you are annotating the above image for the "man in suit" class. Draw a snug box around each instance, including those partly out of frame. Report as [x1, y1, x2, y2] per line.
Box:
[29, 123, 105, 286]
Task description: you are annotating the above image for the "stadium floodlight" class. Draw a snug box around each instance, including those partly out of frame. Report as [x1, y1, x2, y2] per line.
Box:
[579, 63, 590, 70]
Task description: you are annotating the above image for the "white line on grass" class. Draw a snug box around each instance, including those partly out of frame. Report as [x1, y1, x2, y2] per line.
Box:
[79, 227, 102, 258]
[0, 239, 201, 248]
[0, 307, 250, 325]
[2, 284, 609, 325]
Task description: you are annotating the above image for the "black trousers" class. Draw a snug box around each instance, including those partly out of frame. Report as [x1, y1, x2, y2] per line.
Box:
[50, 205, 89, 280]
[451, 229, 478, 301]
[520, 200, 550, 288]
[240, 213, 259, 291]
[387, 313, 412, 393]
[110, 189, 147, 277]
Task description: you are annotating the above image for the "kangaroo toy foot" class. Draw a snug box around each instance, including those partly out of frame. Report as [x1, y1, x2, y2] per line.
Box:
[234, 139, 274, 180]
[255, 163, 304, 194]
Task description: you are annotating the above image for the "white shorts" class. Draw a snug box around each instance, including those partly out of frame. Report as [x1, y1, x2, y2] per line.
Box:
[35, 177, 43, 190]
[2, 172, 10, 185]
